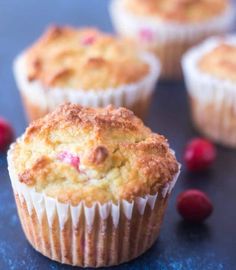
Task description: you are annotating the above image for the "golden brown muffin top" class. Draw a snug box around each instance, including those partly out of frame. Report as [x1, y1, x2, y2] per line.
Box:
[124, 0, 228, 22]
[25, 26, 149, 90]
[11, 103, 179, 206]
[198, 43, 236, 81]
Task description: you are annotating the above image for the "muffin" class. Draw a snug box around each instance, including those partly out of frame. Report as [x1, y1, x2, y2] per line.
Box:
[110, 0, 234, 79]
[13, 26, 160, 122]
[8, 103, 180, 267]
[182, 35, 236, 147]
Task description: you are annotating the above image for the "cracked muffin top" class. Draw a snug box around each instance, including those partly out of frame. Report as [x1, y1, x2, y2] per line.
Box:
[198, 43, 236, 82]
[10, 103, 179, 206]
[24, 26, 150, 90]
[124, 0, 229, 23]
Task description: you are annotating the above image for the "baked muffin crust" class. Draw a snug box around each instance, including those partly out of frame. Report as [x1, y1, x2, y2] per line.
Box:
[124, 0, 229, 22]
[25, 26, 149, 90]
[198, 43, 236, 82]
[11, 103, 179, 205]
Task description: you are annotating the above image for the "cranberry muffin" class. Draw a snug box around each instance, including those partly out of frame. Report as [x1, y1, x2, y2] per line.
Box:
[182, 35, 236, 147]
[110, 0, 234, 79]
[13, 26, 160, 121]
[8, 103, 180, 267]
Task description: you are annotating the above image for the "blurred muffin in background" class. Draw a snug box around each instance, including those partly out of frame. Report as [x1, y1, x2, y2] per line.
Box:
[13, 26, 160, 122]
[8, 103, 180, 267]
[110, 0, 234, 79]
[182, 35, 236, 147]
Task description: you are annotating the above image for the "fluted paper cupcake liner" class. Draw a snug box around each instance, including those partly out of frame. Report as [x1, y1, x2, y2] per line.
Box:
[182, 35, 236, 147]
[13, 51, 160, 122]
[110, 0, 235, 79]
[8, 143, 180, 267]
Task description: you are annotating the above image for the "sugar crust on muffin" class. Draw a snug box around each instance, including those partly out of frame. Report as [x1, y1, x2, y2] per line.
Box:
[11, 103, 178, 206]
[124, 0, 229, 22]
[25, 26, 150, 90]
[198, 43, 236, 82]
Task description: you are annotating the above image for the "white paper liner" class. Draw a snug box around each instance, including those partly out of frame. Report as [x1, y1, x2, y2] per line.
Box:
[182, 35, 236, 147]
[7, 141, 180, 267]
[110, 0, 235, 43]
[110, 0, 234, 78]
[13, 50, 160, 117]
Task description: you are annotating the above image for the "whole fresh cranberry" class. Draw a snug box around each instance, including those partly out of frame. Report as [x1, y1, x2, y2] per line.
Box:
[177, 189, 213, 223]
[0, 117, 14, 152]
[184, 138, 216, 171]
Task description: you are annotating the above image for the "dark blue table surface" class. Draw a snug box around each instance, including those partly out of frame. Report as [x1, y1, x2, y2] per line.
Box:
[0, 1, 236, 269]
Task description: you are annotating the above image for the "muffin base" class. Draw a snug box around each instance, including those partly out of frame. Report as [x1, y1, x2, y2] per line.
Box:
[14, 192, 169, 267]
[22, 91, 152, 122]
[21, 93, 49, 122]
[190, 96, 236, 147]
